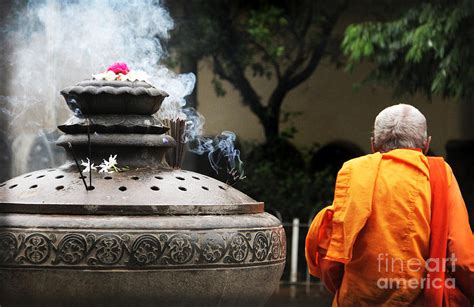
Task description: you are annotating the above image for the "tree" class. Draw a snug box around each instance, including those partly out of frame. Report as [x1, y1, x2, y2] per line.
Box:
[342, 0, 474, 100]
[168, 0, 348, 141]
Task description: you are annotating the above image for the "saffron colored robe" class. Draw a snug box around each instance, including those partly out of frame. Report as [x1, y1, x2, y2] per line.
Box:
[305, 149, 473, 306]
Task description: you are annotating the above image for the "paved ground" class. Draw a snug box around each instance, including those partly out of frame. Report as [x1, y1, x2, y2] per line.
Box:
[265, 283, 333, 307]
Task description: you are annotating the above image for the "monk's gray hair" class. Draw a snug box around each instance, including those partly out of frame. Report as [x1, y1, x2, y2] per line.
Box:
[373, 104, 428, 152]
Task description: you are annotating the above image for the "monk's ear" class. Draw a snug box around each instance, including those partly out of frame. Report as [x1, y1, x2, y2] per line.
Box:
[423, 136, 431, 155]
[370, 137, 377, 153]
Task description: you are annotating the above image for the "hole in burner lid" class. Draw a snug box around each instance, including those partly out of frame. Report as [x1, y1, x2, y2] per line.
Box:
[9, 184, 17, 189]
[24, 174, 32, 178]
[150, 186, 160, 191]
[0, 183, 6, 187]
[47, 169, 55, 172]
[155, 176, 163, 180]
[178, 186, 187, 191]
[29, 185, 38, 189]
[176, 176, 185, 181]
[202, 186, 209, 191]
[87, 186, 95, 191]
[36, 175, 45, 179]
[219, 186, 226, 190]
[119, 186, 127, 192]
[192, 176, 200, 180]
[55, 175, 64, 179]
[104, 176, 112, 180]
[56, 185, 64, 190]
[131, 176, 139, 180]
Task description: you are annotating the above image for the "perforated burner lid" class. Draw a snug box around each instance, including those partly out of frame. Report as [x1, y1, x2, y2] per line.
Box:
[0, 166, 262, 215]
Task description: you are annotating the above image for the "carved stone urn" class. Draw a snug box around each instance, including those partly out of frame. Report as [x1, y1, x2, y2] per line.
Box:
[0, 80, 286, 306]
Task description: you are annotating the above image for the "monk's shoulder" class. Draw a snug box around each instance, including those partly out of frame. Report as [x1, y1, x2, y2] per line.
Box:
[333, 153, 382, 184]
[341, 153, 382, 171]
[427, 156, 454, 186]
[443, 161, 454, 186]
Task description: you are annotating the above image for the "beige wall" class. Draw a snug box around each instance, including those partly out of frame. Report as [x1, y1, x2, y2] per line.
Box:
[196, 5, 466, 157]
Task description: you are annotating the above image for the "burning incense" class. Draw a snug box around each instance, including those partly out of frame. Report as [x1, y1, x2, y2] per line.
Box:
[163, 119, 186, 168]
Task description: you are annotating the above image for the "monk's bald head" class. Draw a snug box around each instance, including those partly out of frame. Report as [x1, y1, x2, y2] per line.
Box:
[373, 104, 428, 152]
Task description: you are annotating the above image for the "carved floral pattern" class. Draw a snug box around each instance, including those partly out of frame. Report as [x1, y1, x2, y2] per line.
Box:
[0, 233, 18, 263]
[167, 234, 194, 264]
[252, 232, 270, 261]
[131, 235, 162, 265]
[95, 235, 124, 265]
[269, 231, 282, 260]
[225, 233, 250, 263]
[53, 234, 87, 265]
[23, 234, 52, 264]
[0, 228, 285, 268]
[200, 233, 226, 263]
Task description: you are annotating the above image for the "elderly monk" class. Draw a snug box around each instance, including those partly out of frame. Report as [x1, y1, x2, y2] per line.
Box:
[306, 104, 473, 306]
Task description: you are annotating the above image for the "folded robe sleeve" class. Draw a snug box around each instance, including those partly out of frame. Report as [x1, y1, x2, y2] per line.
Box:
[306, 205, 344, 294]
[305, 206, 335, 278]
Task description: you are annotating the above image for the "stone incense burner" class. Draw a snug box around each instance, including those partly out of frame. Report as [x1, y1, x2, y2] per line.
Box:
[0, 80, 286, 306]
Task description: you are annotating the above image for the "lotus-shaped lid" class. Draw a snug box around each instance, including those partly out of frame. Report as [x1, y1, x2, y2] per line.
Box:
[61, 80, 169, 115]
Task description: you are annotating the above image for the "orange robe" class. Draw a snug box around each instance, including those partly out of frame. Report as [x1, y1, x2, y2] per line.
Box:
[305, 149, 474, 306]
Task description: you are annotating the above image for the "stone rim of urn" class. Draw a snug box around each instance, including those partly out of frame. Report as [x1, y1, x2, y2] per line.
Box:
[0, 77, 286, 306]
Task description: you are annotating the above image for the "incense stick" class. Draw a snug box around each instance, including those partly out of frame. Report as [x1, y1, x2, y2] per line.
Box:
[68, 142, 89, 191]
[87, 117, 92, 189]
[164, 119, 186, 168]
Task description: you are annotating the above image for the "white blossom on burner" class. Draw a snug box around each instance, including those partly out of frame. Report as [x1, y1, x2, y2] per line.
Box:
[119, 70, 149, 82]
[92, 70, 149, 82]
[81, 158, 96, 173]
[92, 70, 117, 81]
[98, 154, 118, 173]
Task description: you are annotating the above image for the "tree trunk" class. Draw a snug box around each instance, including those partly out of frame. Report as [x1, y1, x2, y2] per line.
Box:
[262, 113, 280, 142]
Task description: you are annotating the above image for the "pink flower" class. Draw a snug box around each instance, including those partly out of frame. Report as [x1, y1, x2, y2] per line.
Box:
[107, 62, 130, 75]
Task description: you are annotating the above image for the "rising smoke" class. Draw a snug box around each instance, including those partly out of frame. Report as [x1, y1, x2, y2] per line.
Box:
[3, 0, 243, 180]
[7, 0, 175, 128]
[4, 0, 176, 174]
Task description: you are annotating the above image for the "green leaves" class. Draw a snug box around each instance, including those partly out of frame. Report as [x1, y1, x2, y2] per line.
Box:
[342, 24, 374, 62]
[342, 1, 474, 99]
[246, 5, 287, 62]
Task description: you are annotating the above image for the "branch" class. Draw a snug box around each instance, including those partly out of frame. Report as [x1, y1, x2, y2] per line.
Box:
[268, 0, 348, 116]
[247, 38, 282, 80]
[212, 55, 267, 121]
[286, 42, 326, 89]
[283, 7, 314, 78]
